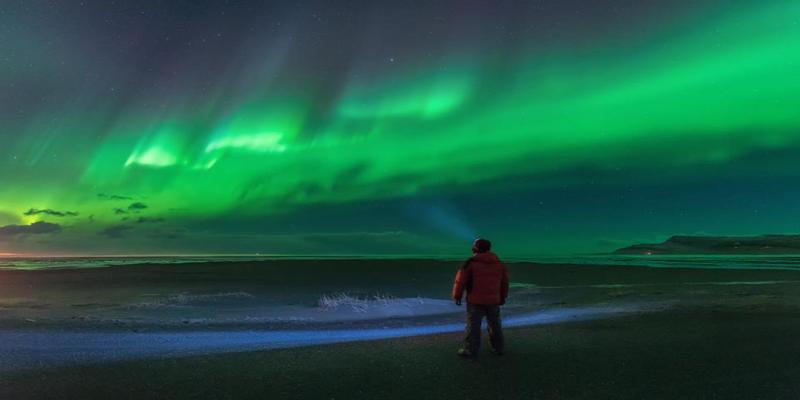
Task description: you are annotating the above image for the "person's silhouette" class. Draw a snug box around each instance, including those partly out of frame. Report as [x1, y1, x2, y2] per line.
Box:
[452, 238, 509, 357]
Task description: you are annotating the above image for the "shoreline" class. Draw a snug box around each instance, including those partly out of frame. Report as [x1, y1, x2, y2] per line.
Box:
[2, 259, 800, 332]
[0, 303, 660, 374]
[7, 253, 800, 272]
[3, 304, 799, 399]
[2, 259, 799, 398]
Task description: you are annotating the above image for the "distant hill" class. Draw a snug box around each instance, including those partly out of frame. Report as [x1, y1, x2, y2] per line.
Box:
[614, 235, 800, 254]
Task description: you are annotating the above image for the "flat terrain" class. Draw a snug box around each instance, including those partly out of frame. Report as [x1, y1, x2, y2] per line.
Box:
[2, 306, 800, 400]
[2, 259, 800, 399]
[3, 259, 800, 330]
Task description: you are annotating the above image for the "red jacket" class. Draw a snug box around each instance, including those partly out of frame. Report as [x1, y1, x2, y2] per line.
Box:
[452, 251, 509, 305]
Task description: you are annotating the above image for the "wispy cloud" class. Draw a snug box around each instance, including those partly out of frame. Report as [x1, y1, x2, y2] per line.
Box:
[136, 217, 164, 224]
[147, 229, 184, 240]
[0, 221, 62, 238]
[128, 202, 148, 211]
[99, 225, 132, 239]
[24, 208, 79, 217]
[98, 193, 133, 201]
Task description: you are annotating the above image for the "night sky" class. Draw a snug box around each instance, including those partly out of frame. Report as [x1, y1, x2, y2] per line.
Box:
[1, 0, 799, 256]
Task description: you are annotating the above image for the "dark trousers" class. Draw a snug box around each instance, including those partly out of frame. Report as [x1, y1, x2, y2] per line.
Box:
[464, 303, 504, 354]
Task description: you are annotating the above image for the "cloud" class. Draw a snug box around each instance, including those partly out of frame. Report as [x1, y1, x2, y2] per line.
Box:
[128, 202, 148, 211]
[99, 225, 132, 239]
[0, 221, 62, 237]
[98, 193, 133, 201]
[0, 211, 20, 225]
[147, 229, 184, 240]
[114, 208, 128, 215]
[24, 208, 79, 217]
[268, 231, 429, 253]
[136, 217, 164, 224]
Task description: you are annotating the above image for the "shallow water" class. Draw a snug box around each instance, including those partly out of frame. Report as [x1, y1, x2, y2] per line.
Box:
[2, 256, 800, 331]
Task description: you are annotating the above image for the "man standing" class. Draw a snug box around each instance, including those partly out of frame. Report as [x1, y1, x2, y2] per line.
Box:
[452, 238, 509, 358]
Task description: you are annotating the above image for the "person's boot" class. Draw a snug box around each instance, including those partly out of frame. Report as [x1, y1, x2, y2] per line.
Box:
[457, 348, 475, 358]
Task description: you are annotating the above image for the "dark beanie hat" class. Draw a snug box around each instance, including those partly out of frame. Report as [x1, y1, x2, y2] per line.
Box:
[473, 238, 492, 253]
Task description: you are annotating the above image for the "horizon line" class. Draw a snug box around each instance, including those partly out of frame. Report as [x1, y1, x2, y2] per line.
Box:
[0, 252, 609, 259]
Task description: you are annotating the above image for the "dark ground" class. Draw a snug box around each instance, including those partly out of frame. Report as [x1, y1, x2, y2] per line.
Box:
[3, 259, 800, 330]
[4, 258, 800, 306]
[3, 306, 800, 400]
[3, 260, 800, 399]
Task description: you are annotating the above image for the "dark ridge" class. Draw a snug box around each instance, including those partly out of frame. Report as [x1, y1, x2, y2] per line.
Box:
[615, 234, 800, 254]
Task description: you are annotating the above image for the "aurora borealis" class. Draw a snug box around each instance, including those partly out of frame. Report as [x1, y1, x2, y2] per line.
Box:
[1, 0, 800, 255]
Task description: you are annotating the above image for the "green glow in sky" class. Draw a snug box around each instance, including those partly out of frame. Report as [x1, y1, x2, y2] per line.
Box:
[1, 1, 799, 255]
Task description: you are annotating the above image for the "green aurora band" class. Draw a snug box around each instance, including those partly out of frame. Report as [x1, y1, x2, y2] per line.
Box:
[1, 1, 799, 254]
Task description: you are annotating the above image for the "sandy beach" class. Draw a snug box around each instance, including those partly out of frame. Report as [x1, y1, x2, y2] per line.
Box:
[1, 259, 799, 398]
[2, 306, 799, 399]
